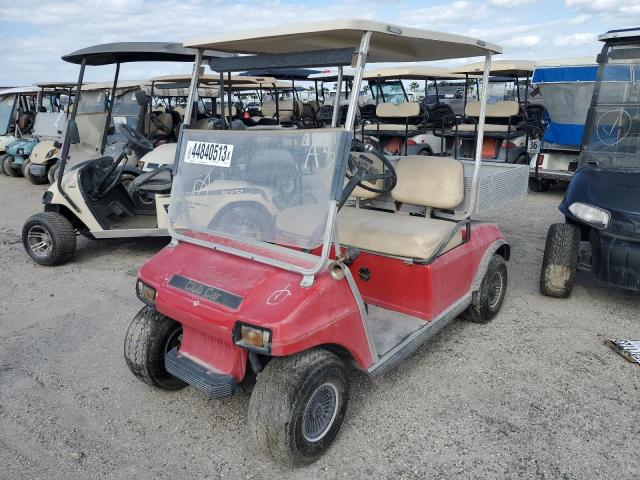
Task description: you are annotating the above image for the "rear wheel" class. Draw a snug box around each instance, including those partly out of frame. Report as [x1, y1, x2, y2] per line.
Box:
[24, 160, 48, 185]
[124, 306, 187, 390]
[0, 154, 8, 175]
[248, 349, 350, 466]
[463, 254, 508, 323]
[529, 177, 550, 192]
[540, 223, 581, 298]
[3, 155, 19, 177]
[22, 212, 76, 266]
[214, 205, 272, 241]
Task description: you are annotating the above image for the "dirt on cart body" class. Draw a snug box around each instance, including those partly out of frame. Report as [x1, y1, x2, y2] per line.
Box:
[0, 174, 638, 479]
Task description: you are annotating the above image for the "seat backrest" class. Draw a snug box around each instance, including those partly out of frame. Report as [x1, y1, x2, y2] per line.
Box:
[391, 155, 464, 210]
[464, 100, 519, 119]
[261, 100, 294, 121]
[376, 102, 421, 119]
[214, 103, 237, 117]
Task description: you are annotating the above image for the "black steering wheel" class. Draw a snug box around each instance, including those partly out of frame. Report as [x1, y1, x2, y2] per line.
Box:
[92, 152, 128, 199]
[119, 123, 154, 152]
[346, 149, 397, 194]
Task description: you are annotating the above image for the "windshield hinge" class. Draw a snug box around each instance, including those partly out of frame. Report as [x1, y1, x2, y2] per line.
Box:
[300, 275, 315, 288]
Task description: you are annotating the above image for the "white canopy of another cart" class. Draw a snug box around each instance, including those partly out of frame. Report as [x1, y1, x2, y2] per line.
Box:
[0, 86, 41, 96]
[363, 66, 469, 80]
[453, 59, 536, 76]
[184, 19, 501, 62]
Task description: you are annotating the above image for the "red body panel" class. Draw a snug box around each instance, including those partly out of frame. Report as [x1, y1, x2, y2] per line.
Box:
[138, 223, 504, 378]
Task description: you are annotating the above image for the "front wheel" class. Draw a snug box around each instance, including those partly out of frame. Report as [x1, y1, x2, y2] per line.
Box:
[47, 162, 59, 184]
[22, 212, 77, 266]
[124, 306, 187, 390]
[24, 160, 48, 185]
[540, 223, 581, 298]
[3, 154, 19, 177]
[529, 177, 550, 192]
[248, 349, 350, 466]
[463, 254, 508, 323]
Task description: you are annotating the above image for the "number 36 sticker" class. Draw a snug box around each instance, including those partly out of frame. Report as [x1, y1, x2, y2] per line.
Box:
[185, 141, 234, 167]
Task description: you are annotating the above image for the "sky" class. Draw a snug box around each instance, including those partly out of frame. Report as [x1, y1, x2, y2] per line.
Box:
[0, 0, 639, 86]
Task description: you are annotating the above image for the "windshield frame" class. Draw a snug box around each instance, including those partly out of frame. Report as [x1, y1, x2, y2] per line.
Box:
[0, 94, 17, 136]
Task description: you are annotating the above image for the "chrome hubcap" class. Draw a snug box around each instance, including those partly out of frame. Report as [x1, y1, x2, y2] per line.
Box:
[27, 225, 53, 258]
[488, 270, 504, 309]
[302, 383, 339, 442]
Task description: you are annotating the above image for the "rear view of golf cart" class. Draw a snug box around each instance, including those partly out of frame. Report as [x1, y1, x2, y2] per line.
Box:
[122, 20, 527, 465]
[0, 86, 39, 175]
[541, 28, 640, 297]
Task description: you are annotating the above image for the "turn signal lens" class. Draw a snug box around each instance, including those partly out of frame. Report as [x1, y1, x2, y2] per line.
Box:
[136, 279, 157, 306]
[233, 323, 272, 354]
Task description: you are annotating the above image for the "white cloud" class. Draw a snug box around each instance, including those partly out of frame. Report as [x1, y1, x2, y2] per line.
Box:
[554, 32, 598, 46]
[503, 35, 541, 48]
[567, 14, 591, 25]
[488, 0, 535, 6]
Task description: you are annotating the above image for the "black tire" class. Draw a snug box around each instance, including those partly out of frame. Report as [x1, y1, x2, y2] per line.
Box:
[3, 154, 19, 177]
[22, 212, 77, 266]
[248, 349, 350, 466]
[0, 153, 7, 175]
[418, 146, 433, 156]
[515, 153, 530, 165]
[540, 223, 581, 298]
[529, 177, 550, 192]
[47, 162, 59, 184]
[462, 254, 508, 323]
[124, 306, 187, 390]
[24, 160, 48, 185]
[213, 204, 273, 241]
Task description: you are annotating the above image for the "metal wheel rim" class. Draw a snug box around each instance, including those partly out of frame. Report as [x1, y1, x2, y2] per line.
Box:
[302, 382, 339, 443]
[488, 270, 504, 309]
[220, 216, 262, 239]
[27, 225, 53, 258]
[164, 327, 183, 355]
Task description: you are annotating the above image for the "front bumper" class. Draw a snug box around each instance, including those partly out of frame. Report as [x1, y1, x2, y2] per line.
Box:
[165, 347, 237, 398]
[29, 163, 47, 177]
[595, 233, 640, 291]
[530, 169, 574, 181]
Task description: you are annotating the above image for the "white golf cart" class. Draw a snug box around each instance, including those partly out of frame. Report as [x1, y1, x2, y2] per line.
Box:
[21, 42, 233, 266]
[0, 86, 40, 173]
[121, 19, 529, 465]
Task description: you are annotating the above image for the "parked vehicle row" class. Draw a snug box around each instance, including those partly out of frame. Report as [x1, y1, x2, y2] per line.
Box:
[2, 19, 639, 467]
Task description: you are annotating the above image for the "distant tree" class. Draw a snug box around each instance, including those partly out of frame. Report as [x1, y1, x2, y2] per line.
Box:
[409, 81, 420, 93]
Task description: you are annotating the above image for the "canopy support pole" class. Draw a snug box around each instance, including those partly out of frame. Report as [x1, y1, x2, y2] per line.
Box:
[345, 31, 371, 131]
[100, 62, 120, 154]
[331, 66, 343, 127]
[184, 49, 203, 127]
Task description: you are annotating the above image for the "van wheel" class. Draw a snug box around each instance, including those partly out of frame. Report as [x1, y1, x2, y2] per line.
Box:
[24, 160, 48, 185]
[3, 155, 18, 177]
[124, 306, 187, 390]
[47, 163, 59, 184]
[540, 223, 581, 298]
[463, 254, 508, 323]
[22, 212, 76, 266]
[529, 177, 550, 192]
[248, 349, 350, 466]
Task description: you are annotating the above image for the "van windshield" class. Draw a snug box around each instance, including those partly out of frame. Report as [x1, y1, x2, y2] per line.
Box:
[582, 48, 640, 169]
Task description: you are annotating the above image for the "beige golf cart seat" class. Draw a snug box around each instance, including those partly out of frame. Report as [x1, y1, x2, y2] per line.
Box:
[261, 99, 295, 123]
[215, 103, 238, 117]
[363, 102, 422, 133]
[149, 112, 174, 139]
[456, 100, 520, 134]
[337, 155, 465, 259]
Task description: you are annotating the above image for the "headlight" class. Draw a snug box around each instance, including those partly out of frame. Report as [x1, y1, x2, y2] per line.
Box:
[136, 279, 157, 306]
[568, 202, 610, 229]
[233, 322, 271, 354]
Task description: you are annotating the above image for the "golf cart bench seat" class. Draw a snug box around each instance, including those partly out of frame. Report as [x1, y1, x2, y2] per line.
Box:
[456, 100, 521, 135]
[364, 102, 422, 134]
[337, 155, 465, 259]
[129, 167, 172, 194]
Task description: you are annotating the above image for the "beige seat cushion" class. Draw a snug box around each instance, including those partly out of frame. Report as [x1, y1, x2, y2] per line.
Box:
[391, 156, 464, 210]
[262, 100, 294, 122]
[457, 123, 511, 133]
[363, 123, 420, 132]
[465, 100, 520, 118]
[338, 207, 463, 259]
[376, 102, 421, 118]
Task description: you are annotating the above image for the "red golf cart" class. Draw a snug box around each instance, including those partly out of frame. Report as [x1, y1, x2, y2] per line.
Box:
[124, 20, 525, 465]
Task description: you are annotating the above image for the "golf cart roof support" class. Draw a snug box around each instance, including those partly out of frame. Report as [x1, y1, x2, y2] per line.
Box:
[331, 66, 344, 127]
[184, 49, 204, 128]
[227, 72, 233, 125]
[208, 48, 355, 72]
[467, 53, 492, 217]
[100, 62, 120, 154]
[345, 31, 371, 131]
[57, 57, 86, 213]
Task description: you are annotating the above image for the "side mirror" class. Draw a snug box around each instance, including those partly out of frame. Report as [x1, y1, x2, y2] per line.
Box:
[66, 119, 80, 144]
[135, 90, 150, 106]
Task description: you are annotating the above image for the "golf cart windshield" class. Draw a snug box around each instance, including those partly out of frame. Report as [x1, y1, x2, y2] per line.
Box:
[582, 45, 640, 169]
[374, 81, 406, 105]
[77, 88, 142, 128]
[170, 128, 350, 251]
[0, 95, 16, 135]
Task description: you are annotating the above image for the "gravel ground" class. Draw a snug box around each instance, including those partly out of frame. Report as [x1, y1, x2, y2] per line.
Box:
[0, 173, 638, 480]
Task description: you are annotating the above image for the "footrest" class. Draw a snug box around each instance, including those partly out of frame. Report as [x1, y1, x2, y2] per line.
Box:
[165, 348, 237, 398]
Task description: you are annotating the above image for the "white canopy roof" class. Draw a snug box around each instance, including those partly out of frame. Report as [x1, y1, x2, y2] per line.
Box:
[35, 82, 78, 89]
[184, 19, 502, 63]
[81, 80, 150, 91]
[363, 66, 468, 80]
[150, 74, 281, 86]
[453, 59, 537, 76]
[0, 86, 41, 96]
